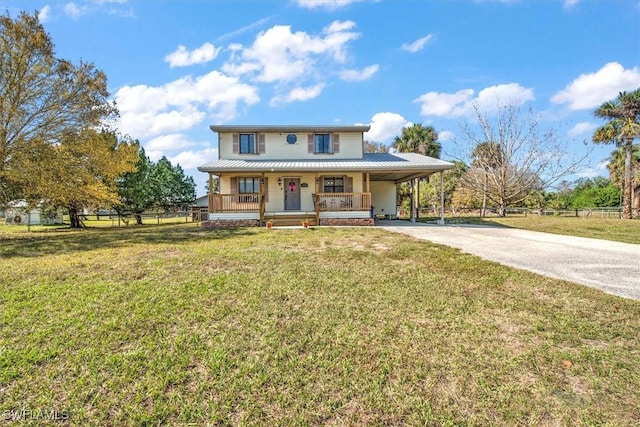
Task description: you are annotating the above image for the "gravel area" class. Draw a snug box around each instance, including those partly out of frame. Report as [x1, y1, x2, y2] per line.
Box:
[378, 220, 640, 300]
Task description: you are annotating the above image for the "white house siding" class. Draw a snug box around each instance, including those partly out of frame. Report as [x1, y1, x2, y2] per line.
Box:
[370, 181, 397, 218]
[219, 132, 364, 160]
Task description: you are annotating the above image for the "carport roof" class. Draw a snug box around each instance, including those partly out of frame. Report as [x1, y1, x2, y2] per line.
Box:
[198, 152, 454, 182]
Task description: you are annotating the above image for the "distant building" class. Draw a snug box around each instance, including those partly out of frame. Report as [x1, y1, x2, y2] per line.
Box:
[4, 201, 63, 226]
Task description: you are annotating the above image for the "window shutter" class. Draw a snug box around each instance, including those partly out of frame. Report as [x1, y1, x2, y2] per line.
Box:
[345, 176, 353, 192]
[258, 133, 265, 154]
[308, 134, 314, 153]
[230, 177, 237, 194]
[264, 177, 269, 202]
[332, 133, 340, 153]
[232, 134, 239, 154]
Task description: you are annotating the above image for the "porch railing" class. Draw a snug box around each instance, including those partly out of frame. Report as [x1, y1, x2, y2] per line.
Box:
[314, 192, 371, 212]
[208, 193, 263, 213]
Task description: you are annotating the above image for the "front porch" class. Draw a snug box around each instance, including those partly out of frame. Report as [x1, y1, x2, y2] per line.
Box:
[205, 192, 373, 227]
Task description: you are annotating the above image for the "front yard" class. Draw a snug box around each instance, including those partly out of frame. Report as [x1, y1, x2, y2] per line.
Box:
[1, 224, 638, 425]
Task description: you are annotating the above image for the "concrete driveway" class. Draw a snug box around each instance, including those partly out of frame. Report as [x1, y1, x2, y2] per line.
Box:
[377, 220, 640, 300]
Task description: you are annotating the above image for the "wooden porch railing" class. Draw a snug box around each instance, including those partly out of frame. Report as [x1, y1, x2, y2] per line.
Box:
[314, 192, 371, 212]
[208, 193, 263, 213]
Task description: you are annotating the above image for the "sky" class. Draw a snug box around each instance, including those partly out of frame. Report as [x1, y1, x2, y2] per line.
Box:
[3, 0, 640, 194]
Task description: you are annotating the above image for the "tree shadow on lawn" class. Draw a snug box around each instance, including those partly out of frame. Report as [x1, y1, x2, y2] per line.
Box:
[0, 223, 255, 259]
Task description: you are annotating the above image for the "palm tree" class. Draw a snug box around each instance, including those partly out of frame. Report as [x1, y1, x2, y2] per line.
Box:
[608, 144, 640, 211]
[392, 124, 441, 220]
[593, 89, 640, 219]
[392, 124, 441, 158]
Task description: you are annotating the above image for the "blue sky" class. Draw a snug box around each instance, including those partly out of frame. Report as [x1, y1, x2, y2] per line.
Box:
[4, 0, 640, 194]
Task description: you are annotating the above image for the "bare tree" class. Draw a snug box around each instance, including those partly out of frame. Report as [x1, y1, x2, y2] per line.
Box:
[456, 101, 589, 216]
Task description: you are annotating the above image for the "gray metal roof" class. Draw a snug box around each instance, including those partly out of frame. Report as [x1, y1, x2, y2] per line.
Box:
[198, 153, 454, 182]
[210, 124, 371, 133]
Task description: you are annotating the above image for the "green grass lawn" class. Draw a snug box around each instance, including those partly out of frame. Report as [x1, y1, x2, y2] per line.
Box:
[1, 224, 639, 425]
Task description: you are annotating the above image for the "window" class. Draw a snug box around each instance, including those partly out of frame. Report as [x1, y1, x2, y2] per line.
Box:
[239, 134, 256, 154]
[315, 134, 331, 153]
[238, 177, 260, 194]
[323, 176, 344, 193]
[238, 177, 260, 202]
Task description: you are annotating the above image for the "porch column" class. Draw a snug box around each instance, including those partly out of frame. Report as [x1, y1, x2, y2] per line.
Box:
[438, 171, 445, 225]
[365, 172, 370, 192]
[260, 173, 265, 223]
[410, 179, 415, 223]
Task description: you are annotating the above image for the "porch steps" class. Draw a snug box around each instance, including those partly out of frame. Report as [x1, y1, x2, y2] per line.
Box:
[263, 213, 317, 227]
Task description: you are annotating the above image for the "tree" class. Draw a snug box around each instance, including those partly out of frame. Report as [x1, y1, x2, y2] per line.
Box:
[117, 154, 196, 224]
[149, 157, 196, 213]
[567, 177, 620, 208]
[392, 124, 441, 219]
[392, 124, 440, 157]
[116, 146, 155, 225]
[23, 129, 138, 228]
[607, 144, 640, 215]
[457, 101, 588, 216]
[593, 89, 640, 219]
[0, 11, 116, 206]
[363, 141, 390, 153]
[420, 160, 467, 214]
[471, 141, 503, 217]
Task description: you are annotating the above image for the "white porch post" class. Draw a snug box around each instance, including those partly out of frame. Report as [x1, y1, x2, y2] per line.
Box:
[410, 179, 415, 223]
[437, 170, 445, 225]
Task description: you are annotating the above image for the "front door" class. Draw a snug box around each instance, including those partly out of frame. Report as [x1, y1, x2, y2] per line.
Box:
[284, 178, 301, 210]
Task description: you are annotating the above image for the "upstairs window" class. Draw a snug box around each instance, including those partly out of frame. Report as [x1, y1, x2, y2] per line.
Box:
[239, 134, 256, 154]
[315, 134, 331, 153]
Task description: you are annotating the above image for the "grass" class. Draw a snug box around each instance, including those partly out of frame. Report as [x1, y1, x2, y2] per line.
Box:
[416, 215, 640, 244]
[1, 223, 639, 425]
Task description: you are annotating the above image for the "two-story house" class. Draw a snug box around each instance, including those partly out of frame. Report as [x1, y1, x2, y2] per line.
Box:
[197, 125, 454, 227]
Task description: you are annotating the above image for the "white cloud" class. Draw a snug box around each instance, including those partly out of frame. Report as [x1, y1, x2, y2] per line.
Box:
[38, 5, 51, 22]
[551, 62, 640, 111]
[115, 70, 259, 138]
[146, 134, 194, 151]
[339, 64, 379, 81]
[414, 83, 535, 118]
[567, 122, 598, 138]
[169, 148, 219, 169]
[270, 84, 326, 106]
[165, 43, 222, 68]
[296, 0, 365, 10]
[222, 20, 359, 83]
[362, 112, 412, 142]
[401, 34, 435, 53]
[563, 0, 580, 9]
[64, 3, 87, 19]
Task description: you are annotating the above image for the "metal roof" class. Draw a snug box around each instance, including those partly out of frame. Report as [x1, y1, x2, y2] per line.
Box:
[198, 153, 454, 182]
[210, 125, 371, 133]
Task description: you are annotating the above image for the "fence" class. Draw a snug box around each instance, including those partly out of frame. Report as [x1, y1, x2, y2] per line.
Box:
[412, 207, 634, 219]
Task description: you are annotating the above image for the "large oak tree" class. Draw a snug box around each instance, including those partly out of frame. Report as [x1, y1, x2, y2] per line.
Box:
[0, 11, 133, 226]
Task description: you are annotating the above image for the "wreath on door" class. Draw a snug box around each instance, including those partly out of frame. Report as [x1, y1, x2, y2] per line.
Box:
[288, 182, 297, 192]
